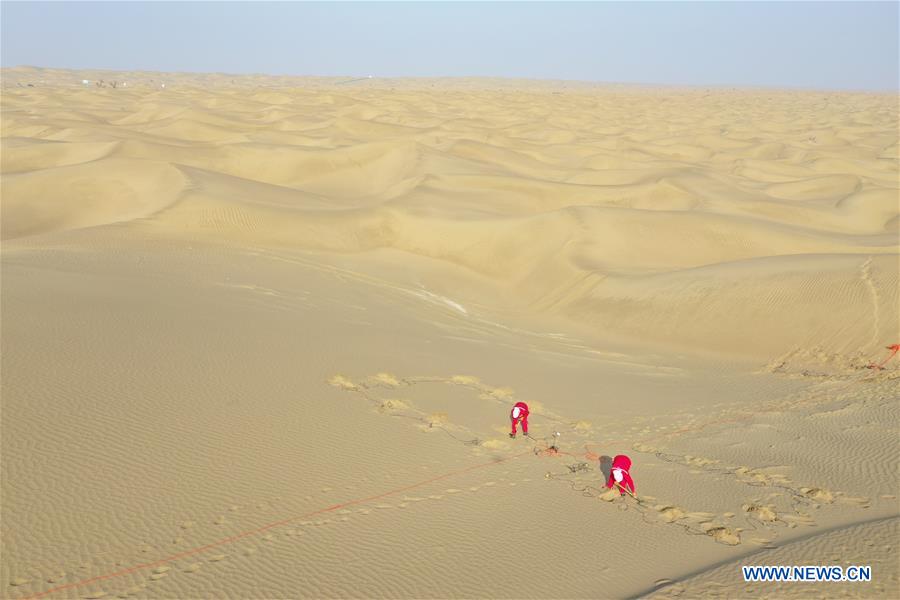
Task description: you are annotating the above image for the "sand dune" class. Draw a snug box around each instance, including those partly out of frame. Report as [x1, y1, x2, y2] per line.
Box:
[2, 67, 898, 599]
[1, 157, 187, 239]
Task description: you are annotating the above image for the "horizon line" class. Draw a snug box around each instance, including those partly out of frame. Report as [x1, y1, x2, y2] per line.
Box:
[4, 64, 897, 95]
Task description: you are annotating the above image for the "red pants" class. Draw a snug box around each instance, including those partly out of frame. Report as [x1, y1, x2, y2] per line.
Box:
[511, 416, 528, 435]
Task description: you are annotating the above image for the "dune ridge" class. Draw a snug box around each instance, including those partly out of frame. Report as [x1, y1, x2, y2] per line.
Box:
[3, 67, 897, 360]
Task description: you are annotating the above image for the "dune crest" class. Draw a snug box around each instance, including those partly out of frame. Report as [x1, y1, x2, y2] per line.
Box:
[5, 68, 896, 359]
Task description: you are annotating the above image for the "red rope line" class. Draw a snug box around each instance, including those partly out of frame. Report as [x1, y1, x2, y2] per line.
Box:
[27, 346, 897, 598]
[868, 344, 899, 370]
[25, 450, 532, 599]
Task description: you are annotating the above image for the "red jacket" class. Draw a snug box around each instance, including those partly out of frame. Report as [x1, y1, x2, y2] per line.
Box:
[607, 454, 635, 496]
[510, 402, 529, 420]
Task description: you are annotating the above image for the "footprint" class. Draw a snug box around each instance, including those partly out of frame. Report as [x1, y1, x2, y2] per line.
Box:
[703, 525, 741, 545]
[371, 373, 401, 387]
[599, 489, 621, 502]
[184, 563, 202, 573]
[213, 516, 227, 525]
[485, 387, 514, 399]
[378, 398, 409, 412]
[328, 375, 358, 391]
[119, 584, 145, 596]
[801, 487, 834, 503]
[656, 506, 686, 522]
[743, 503, 778, 522]
[427, 412, 448, 426]
[180, 521, 194, 530]
[208, 554, 227, 562]
[9, 577, 31, 587]
[149, 572, 168, 581]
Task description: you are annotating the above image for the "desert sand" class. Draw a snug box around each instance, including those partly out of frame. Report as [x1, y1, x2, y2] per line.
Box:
[1, 66, 898, 599]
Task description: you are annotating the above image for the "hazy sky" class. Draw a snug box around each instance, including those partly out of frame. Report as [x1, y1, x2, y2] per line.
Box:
[2, 1, 898, 90]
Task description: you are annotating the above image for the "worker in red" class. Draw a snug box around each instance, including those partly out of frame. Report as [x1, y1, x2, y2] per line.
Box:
[509, 401, 529, 438]
[606, 454, 636, 496]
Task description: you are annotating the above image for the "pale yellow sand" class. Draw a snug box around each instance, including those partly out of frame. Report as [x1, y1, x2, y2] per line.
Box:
[1, 67, 898, 599]
[645, 517, 899, 598]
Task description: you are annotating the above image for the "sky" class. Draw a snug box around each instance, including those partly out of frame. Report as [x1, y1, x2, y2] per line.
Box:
[1, 1, 898, 91]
